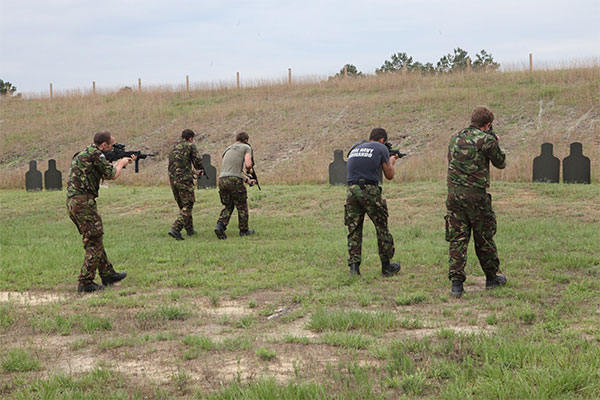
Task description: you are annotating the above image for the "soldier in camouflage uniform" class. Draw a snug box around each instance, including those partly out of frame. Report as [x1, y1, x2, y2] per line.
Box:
[446, 106, 507, 298]
[168, 129, 205, 240]
[214, 132, 257, 239]
[345, 128, 401, 277]
[67, 131, 134, 293]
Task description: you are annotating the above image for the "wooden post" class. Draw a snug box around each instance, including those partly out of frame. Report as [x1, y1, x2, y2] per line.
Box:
[466, 57, 471, 72]
[402, 61, 406, 74]
[49, 83, 53, 99]
[288, 68, 292, 85]
[344, 65, 348, 77]
[236, 72, 240, 89]
[529, 53, 533, 73]
[186, 75, 190, 92]
[92, 81, 96, 95]
[138, 78, 142, 92]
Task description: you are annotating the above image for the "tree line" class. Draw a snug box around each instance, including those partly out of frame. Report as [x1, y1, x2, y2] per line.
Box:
[332, 47, 499, 78]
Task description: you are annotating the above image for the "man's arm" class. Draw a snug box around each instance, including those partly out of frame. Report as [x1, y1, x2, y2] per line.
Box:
[382, 156, 397, 180]
[483, 136, 506, 169]
[110, 156, 135, 180]
[190, 144, 204, 173]
[244, 152, 253, 173]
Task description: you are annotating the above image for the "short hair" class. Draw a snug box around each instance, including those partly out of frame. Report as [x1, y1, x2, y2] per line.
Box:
[471, 106, 494, 128]
[236, 132, 249, 142]
[93, 131, 112, 146]
[182, 129, 195, 140]
[369, 128, 388, 142]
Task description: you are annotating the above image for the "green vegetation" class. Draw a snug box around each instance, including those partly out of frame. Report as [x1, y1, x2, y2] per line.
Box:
[0, 182, 599, 398]
[1, 348, 41, 372]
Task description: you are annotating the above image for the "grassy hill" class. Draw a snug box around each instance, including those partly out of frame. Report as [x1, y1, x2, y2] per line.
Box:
[1, 66, 598, 189]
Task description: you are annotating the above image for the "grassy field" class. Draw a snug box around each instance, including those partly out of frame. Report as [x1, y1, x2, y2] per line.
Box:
[1, 182, 599, 398]
[1, 66, 599, 189]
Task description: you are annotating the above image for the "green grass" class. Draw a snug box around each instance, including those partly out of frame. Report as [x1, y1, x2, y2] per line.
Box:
[322, 332, 373, 349]
[256, 346, 277, 361]
[1, 182, 599, 398]
[1, 348, 41, 372]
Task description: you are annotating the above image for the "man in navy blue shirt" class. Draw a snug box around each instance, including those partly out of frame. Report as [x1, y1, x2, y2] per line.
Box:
[345, 128, 401, 277]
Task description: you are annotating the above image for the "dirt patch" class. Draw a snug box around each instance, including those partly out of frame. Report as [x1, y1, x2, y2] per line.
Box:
[0, 291, 67, 305]
[201, 300, 251, 317]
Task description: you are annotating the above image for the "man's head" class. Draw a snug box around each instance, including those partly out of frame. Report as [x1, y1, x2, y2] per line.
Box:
[182, 129, 195, 141]
[94, 131, 115, 151]
[236, 132, 249, 143]
[369, 128, 388, 143]
[471, 106, 494, 129]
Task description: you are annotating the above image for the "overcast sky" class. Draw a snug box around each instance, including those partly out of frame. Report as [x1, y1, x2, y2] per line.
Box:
[1, 0, 599, 94]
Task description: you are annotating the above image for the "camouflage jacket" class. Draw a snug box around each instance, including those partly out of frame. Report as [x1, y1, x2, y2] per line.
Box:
[447, 125, 506, 190]
[168, 140, 204, 183]
[67, 145, 116, 198]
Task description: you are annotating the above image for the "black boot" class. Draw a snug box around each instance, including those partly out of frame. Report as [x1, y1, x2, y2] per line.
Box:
[214, 222, 227, 240]
[168, 228, 184, 241]
[185, 229, 197, 237]
[486, 274, 507, 290]
[349, 263, 361, 276]
[77, 282, 105, 293]
[382, 261, 401, 277]
[451, 280, 464, 298]
[101, 272, 127, 286]
[239, 229, 255, 237]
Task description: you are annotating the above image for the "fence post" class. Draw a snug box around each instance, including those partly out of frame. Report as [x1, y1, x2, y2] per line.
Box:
[466, 57, 471, 72]
[138, 78, 142, 92]
[288, 68, 292, 85]
[186, 75, 190, 92]
[92, 81, 96, 95]
[402, 61, 406, 74]
[236, 72, 240, 89]
[529, 53, 533, 73]
[49, 83, 53, 99]
[344, 65, 347, 77]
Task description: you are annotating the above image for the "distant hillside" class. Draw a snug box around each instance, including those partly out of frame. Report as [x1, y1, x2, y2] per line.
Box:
[1, 67, 598, 189]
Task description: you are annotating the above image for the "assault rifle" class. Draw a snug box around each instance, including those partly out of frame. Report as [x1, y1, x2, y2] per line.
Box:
[385, 142, 407, 159]
[103, 143, 155, 173]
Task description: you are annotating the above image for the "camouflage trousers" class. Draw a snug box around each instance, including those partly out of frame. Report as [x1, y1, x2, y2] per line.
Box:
[344, 184, 395, 266]
[217, 176, 249, 231]
[445, 192, 500, 282]
[170, 180, 195, 233]
[67, 195, 116, 285]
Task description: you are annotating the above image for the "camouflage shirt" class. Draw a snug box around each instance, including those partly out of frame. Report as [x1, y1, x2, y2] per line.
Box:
[447, 125, 506, 190]
[67, 145, 116, 198]
[168, 140, 203, 183]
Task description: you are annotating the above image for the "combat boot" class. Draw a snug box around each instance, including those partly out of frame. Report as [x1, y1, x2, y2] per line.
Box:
[239, 229, 255, 237]
[214, 222, 227, 240]
[382, 261, 401, 277]
[101, 272, 127, 286]
[349, 263, 361, 276]
[185, 229, 197, 237]
[168, 228, 184, 241]
[451, 280, 464, 298]
[486, 274, 507, 290]
[77, 282, 105, 293]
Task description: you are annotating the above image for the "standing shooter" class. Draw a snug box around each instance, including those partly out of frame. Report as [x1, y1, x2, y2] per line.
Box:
[345, 128, 401, 277]
[446, 106, 507, 298]
[67, 131, 134, 293]
[168, 129, 205, 240]
[214, 132, 257, 239]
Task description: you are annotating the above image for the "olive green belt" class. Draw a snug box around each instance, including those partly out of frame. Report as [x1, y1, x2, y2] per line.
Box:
[448, 186, 486, 195]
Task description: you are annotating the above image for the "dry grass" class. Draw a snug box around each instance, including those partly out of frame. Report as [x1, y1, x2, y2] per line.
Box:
[1, 65, 598, 189]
